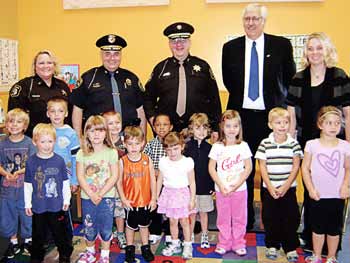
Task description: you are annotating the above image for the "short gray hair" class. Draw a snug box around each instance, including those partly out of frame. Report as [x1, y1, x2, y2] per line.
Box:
[242, 3, 268, 21]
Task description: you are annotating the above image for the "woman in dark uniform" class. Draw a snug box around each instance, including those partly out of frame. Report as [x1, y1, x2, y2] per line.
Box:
[8, 50, 71, 137]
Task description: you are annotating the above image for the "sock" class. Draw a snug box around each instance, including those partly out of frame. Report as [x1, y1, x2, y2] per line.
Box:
[25, 238, 32, 243]
[101, 249, 110, 258]
[10, 238, 18, 245]
[86, 246, 95, 254]
[172, 239, 180, 246]
[165, 235, 172, 243]
[183, 241, 192, 246]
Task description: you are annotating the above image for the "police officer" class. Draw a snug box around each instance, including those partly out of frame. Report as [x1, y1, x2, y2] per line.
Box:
[70, 34, 147, 136]
[8, 50, 71, 137]
[144, 22, 221, 138]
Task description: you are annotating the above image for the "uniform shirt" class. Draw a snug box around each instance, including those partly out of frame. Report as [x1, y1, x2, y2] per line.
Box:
[8, 75, 71, 137]
[121, 153, 152, 208]
[144, 55, 222, 132]
[209, 141, 252, 192]
[255, 133, 303, 188]
[184, 138, 214, 195]
[0, 136, 36, 200]
[70, 66, 144, 129]
[24, 153, 71, 213]
[54, 125, 80, 186]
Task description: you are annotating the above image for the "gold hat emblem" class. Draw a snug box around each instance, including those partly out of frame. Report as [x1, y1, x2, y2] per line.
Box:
[193, 65, 201, 72]
[176, 24, 182, 30]
[108, 35, 116, 43]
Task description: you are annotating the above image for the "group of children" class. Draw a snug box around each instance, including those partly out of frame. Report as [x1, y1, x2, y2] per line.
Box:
[0, 101, 348, 263]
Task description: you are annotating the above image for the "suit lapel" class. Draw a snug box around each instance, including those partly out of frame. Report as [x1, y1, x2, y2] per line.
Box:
[263, 34, 272, 85]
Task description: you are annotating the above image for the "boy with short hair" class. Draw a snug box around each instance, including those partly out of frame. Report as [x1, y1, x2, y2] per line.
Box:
[143, 113, 173, 244]
[117, 126, 157, 263]
[255, 107, 303, 262]
[47, 97, 80, 192]
[0, 108, 36, 260]
[24, 123, 73, 263]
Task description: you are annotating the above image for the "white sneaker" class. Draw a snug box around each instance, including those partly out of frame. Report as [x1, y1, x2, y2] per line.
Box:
[200, 232, 210, 248]
[191, 233, 195, 243]
[162, 242, 182, 256]
[182, 243, 193, 259]
[149, 234, 162, 245]
[77, 251, 96, 263]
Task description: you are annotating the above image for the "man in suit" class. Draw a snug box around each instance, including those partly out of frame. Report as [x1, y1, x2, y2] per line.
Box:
[222, 3, 296, 230]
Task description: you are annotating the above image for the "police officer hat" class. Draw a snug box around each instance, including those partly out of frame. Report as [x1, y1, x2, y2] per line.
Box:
[163, 22, 194, 39]
[96, 34, 127, 51]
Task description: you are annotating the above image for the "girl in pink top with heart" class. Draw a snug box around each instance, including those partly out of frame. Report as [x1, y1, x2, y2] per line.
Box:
[302, 106, 350, 263]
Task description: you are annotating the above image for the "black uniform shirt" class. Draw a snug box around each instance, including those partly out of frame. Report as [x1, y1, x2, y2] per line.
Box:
[144, 55, 222, 132]
[8, 75, 71, 137]
[70, 66, 144, 128]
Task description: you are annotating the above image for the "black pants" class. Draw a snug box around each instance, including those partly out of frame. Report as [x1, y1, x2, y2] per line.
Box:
[149, 209, 162, 235]
[31, 211, 73, 262]
[262, 187, 300, 252]
[239, 109, 270, 229]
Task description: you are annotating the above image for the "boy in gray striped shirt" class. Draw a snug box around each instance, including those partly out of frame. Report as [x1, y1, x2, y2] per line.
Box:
[255, 107, 303, 262]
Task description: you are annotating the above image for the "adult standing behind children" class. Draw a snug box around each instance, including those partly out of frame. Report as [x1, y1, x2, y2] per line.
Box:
[8, 50, 71, 138]
[0, 109, 36, 261]
[144, 22, 221, 138]
[255, 107, 303, 262]
[222, 3, 296, 229]
[71, 34, 147, 137]
[117, 126, 157, 263]
[24, 124, 72, 263]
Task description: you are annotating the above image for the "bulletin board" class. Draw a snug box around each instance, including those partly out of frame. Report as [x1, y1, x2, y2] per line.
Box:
[0, 38, 19, 92]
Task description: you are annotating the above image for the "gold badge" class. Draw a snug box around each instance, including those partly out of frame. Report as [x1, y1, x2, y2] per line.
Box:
[92, 83, 101, 88]
[193, 65, 201, 72]
[177, 24, 182, 30]
[61, 90, 68, 97]
[125, 78, 132, 86]
[108, 35, 116, 43]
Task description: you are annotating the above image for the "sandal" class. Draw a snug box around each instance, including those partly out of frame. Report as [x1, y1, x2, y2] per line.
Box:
[235, 248, 247, 256]
[214, 247, 226, 255]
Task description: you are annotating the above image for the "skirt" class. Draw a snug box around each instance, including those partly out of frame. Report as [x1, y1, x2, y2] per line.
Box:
[157, 186, 196, 219]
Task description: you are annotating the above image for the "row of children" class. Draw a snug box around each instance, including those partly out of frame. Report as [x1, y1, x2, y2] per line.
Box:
[0, 99, 348, 263]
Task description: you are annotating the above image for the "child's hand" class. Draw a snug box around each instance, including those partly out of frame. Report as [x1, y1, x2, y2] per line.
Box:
[189, 198, 196, 211]
[62, 204, 69, 211]
[276, 184, 289, 198]
[25, 208, 33, 217]
[340, 184, 350, 199]
[121, 198, 134, 210]
[12, 171, 20, 180]
[218, 184, 230, 196]
[148, 199, 157, 212]
[309, 188, 320, 201]
[5, 173, 15, 181]
[90, 192, 102, 205]
[267, 185, 280, 199]
[70, 185, 78, 193]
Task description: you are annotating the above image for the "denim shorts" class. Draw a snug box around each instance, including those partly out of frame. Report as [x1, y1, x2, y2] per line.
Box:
[82, 198, 114, 241]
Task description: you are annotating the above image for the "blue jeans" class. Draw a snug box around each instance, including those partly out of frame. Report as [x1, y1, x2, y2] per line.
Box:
[0, 187, 32, 238]
[82, 198, 114, 241]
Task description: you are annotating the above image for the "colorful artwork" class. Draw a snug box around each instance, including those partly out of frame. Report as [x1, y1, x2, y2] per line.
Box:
[60, 64, 80, 91]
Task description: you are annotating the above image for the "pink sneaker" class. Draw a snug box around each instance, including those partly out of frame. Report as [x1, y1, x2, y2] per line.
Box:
[77, 251, 96, 263]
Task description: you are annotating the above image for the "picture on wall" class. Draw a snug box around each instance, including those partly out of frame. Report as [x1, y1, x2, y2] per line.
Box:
[59, 64, 80, 91]
[63, 0, 170, 9]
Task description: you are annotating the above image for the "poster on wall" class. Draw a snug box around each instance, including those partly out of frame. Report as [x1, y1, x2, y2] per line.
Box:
[0, 38, 18, 91]
[207, 0, 323, 2]
[227, 34, 307, 71]
[59, 64, 80, 91]
[63, 0, 170, 9]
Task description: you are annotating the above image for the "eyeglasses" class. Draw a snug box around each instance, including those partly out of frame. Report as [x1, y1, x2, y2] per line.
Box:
[169, 38, 188, 45]
[243, 16, 262, 23]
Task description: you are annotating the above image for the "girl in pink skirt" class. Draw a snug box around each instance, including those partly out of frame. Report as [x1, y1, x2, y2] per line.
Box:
[157, 132, 196, 259]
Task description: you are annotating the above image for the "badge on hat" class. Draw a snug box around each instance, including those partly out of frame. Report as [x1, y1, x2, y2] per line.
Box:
[108, 34, 116, 44]
[96, 34, 127, 51]
[163, 22, 195, 40]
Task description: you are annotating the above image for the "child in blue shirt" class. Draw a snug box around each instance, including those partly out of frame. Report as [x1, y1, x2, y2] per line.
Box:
[0, 108, 36, 260]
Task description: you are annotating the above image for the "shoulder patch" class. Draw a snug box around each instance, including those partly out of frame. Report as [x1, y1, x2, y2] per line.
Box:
[138, 80, 145, 92]
[10, 85, 22, 97]
[209, 67, 216, 81]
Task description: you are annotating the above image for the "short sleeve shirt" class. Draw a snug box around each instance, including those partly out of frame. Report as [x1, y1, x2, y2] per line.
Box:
[159, 156, 194, 188]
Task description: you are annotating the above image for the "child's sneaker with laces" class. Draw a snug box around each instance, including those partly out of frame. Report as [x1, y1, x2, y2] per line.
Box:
[326, 257, 338, 263]
[97, 256, 110, 263]
[23, 242, 32, 255]
[200, 232, 210, 248]
[286, 250, 299, 262]
[116, 233, 127, 249]
[149, 234, 162, 245]
[182, 243, 193, 259]
[77, 251, 96, 263]
[305, 254, 322, 263]
[265, 247, 278, 260]
[162, 241, 182, 256]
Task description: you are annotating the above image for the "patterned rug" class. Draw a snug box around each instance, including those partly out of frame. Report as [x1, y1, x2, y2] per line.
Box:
[6, 224, 323, 263]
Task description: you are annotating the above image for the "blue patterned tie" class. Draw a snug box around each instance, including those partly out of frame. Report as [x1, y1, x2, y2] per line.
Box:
[110, 72, 122, 118]
[248, 41, 259, 101]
